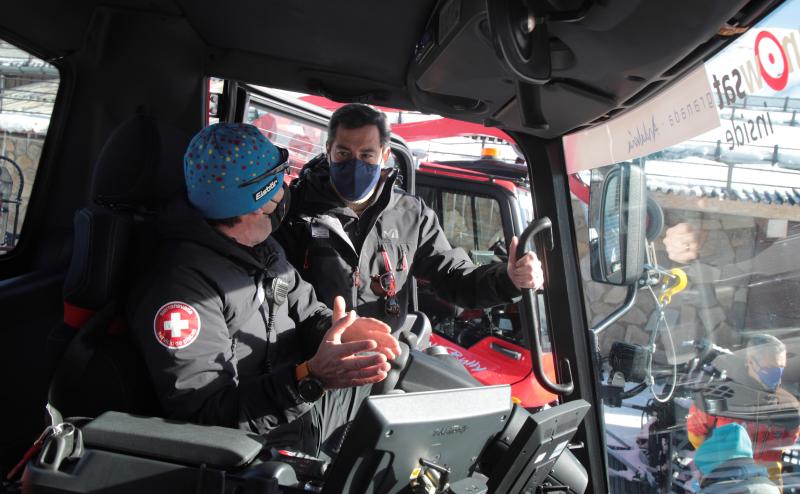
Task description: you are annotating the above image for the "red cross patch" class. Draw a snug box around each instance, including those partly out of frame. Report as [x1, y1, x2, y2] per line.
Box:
[153, 301, 201, 349]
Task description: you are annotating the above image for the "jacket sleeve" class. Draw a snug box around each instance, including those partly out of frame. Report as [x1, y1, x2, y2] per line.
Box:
[686, 403, 713, 448]
[287, 267, 332, 358]
[129, 266, 312, 435]
[410, 200, 521, 309]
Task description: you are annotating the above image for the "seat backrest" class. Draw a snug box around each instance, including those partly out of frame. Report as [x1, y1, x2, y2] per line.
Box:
[47, 115, 190, 418]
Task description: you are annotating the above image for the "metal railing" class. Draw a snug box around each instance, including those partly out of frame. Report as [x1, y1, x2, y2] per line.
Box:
[0, 155, 24, 247]
[0, 77, 58, 117]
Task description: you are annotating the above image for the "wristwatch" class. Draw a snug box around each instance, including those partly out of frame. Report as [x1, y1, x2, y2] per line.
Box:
[295, 361, 325, 403]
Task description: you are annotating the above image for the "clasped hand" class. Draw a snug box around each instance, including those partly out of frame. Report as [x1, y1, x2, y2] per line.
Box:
[307, 296, 400, 389]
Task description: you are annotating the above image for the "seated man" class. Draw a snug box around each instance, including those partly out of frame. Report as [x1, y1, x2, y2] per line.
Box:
[687, 334, 799, 483]
[128, 123, 400, 459]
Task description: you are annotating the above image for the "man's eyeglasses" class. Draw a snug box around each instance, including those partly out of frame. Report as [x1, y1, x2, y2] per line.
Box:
[238, 147, 290, 189]
[370, 272, 400, 317]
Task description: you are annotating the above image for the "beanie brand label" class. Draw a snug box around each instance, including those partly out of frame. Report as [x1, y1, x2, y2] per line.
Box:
[254, 178, 279, 202]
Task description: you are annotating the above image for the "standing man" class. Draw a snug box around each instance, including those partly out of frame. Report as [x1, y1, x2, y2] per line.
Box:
[128, 123, 400, 458]
[277, 104, 544, 330]
[275, 104, 544, 332]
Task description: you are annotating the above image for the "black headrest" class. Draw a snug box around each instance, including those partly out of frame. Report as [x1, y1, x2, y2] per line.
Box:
[91, 115, 191, 211]
[64, 116, 191, 308]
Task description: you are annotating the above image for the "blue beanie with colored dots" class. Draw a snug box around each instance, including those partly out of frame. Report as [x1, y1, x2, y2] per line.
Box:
[184, 123, 289, 219]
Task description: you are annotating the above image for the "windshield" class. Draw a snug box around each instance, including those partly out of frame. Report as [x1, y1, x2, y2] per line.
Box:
[570, 2, 800, 492]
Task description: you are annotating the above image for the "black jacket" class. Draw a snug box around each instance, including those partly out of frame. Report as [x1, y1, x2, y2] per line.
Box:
[127, 198, 331, 435]
[274, 156, 520, 331]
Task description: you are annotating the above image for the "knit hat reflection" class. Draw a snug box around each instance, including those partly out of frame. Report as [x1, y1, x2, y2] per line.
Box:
[184, 123, 289, 219]
[694, 423, 754, 475]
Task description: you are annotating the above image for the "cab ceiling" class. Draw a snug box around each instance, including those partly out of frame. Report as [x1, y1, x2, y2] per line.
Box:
[0, 0, 784, 139]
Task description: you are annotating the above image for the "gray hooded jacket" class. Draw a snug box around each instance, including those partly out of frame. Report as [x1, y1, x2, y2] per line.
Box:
[274, 155, 521, 332]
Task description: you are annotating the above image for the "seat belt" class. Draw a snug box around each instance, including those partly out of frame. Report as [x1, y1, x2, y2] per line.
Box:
[47, 301, 117, 417]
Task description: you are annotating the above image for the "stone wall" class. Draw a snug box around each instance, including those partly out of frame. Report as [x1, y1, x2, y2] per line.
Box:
[0, 131, 44, 248]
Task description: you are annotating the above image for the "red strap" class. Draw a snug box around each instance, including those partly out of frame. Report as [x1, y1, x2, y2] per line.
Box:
[400, 247, 408, 271]
[63, 302, 95, 329]
[64, 302, 126, 334]
[303, 248, 310, 270]
[6, 429, 48, 480]
[381, 248, 393, 272]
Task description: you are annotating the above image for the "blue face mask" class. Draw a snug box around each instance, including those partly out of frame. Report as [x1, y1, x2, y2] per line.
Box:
[329, 158, 382, 202]
[756, 365, 784, 391]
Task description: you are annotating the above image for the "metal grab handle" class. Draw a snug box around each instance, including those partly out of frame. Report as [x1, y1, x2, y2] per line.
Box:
[516, 217, 575, 396]
[490, 342, 523, 361]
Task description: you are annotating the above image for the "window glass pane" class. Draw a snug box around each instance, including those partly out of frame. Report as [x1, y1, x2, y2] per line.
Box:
[0, 40, 59, 254]
[441, 190, 476, 253]
[244, 103, 327, 178]
[569, 3, 800, 491]
[474, 195, 504, 256]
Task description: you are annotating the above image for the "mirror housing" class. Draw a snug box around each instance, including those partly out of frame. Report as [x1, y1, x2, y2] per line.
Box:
[588, 162, 646, 286]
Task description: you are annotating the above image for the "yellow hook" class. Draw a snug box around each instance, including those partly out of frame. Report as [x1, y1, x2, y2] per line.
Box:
[659, 268, 688, 305]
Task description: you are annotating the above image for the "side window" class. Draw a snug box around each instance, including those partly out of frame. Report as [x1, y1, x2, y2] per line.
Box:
[244, 104, 327, 178]
[441, 190, 477, 254]
[416, 185, 518, 339]
[421, 186, 504, 265]
[0, 40, 59, 254]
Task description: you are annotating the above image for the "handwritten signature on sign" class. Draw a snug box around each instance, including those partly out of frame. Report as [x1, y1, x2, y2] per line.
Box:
[627, 115, 660, 153]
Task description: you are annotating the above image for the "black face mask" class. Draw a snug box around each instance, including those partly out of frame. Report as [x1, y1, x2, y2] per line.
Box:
[264, 185, 291, 231]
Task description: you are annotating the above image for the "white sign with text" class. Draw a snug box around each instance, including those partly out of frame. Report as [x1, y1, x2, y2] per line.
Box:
[563, 65, 721, 173]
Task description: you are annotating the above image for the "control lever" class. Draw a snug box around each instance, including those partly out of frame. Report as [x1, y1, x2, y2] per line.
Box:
[516, 217, 574, 395]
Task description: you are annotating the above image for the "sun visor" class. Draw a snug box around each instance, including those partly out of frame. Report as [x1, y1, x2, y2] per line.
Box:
[563, 65, 721, 173]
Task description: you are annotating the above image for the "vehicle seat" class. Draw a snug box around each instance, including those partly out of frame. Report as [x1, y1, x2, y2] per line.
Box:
[47, 115, 190, 419]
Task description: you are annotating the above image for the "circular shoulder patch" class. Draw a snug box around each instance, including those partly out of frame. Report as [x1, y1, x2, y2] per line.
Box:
[153, 301, 202, 349]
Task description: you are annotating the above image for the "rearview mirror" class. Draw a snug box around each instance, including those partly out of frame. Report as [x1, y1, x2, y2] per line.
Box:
[588, 162, 646, 286]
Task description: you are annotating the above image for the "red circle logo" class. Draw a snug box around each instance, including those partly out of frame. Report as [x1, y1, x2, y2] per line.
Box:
[755, 30, 789, 91]
[153, 301, 201, 349]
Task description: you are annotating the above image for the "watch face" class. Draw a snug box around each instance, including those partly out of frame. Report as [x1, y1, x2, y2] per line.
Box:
[299, 377, 324, 402]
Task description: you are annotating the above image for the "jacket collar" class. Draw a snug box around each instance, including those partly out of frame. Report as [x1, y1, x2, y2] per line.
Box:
[158, 197, 280, 272]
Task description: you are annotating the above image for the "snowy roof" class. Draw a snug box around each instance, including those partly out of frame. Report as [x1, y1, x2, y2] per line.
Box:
[647, 180, 800, 206]
[645, 156, 800, 208]
[0, 79, 58, 134]
[0, 42, 57, 76]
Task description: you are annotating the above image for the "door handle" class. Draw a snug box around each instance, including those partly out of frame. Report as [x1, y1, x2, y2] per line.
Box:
[517, 217, 574, 396]
[490, 342, 523, 361]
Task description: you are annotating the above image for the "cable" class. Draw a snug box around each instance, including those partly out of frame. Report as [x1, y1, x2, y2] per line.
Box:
[646, 286, 678, 404]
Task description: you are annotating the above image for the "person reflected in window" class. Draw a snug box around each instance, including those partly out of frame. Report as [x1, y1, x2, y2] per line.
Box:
[693, 422, 779, 494]
[687, 334, 800, 484]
